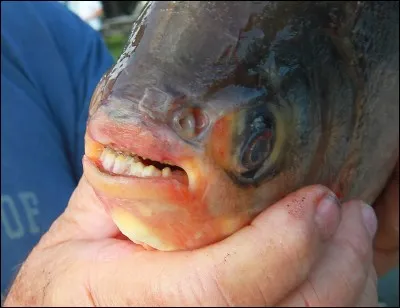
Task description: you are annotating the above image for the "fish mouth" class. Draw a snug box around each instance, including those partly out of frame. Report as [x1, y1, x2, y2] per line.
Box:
[83, 108, 206, 205]
[82, 114, 249, 251]
[83, 141, 194, 205]
[89, 143, 189, 186]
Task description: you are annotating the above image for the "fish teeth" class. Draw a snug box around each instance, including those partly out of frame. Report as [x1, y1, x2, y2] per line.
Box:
[129, 155, 140, 164]
[100, 149, 107, 161]
[162, 167, 172, 177]
[100, 147, 178, 178]
[142, 165, 162, 177]
[130, 161, 145, 177]
[113, 154, 128, 174]
[102, 149, 115, 171]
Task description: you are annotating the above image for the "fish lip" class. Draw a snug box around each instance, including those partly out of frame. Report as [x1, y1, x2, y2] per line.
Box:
[83, 155, 186, 187]
[86, 116, 190, 171]
[82, 155, 192, 200]
[84, 135, 190, 186]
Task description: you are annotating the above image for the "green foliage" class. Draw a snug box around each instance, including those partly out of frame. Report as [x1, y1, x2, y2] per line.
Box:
[104, 34, 128, 61]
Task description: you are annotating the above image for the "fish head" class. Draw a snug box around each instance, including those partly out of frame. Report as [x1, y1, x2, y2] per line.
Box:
[84, 1, 399, 251]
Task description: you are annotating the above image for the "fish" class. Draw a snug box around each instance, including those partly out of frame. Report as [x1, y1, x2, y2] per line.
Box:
[83, 1, 399, 251]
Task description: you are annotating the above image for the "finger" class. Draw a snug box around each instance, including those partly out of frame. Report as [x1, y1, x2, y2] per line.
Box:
[40, 176, 120, 248]
[355, 265, 378, 307]
[192, 185, 342, 306]
[373, 161, 399, 276]
[89, 185, 341, 306]
[278, 200, 377, 307]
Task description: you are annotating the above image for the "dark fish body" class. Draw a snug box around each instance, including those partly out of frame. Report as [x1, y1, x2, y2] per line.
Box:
[84, 1, 399, 251]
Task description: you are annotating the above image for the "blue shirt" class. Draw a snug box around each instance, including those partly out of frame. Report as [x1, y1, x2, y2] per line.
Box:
[1, 1, 114, 299]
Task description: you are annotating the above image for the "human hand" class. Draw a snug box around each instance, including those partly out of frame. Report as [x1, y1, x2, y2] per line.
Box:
[373, 160, 399, 276]
[4, 177, 378, 306]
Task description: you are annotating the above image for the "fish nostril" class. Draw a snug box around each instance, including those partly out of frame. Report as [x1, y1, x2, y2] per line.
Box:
[192, 107, 209, 132]
[172, 107, 209, 141]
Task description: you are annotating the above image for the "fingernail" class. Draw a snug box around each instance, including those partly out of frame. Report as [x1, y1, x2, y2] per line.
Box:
[361, 203, 378, 238]
[315, 194, 341, 240]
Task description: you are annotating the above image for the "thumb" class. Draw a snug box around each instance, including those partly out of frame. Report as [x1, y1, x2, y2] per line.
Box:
[40, 175, 120, 248]
[190, 185, 342, 306]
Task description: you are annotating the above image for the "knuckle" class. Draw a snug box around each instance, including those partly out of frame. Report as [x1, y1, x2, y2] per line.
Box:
[189, 263, 222, 306]
[201, 254, 236, 306]
[209, 272, 235, 306]
[300, 279, 323, 306]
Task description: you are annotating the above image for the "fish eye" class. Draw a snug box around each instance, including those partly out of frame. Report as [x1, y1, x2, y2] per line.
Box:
[235, 106, 277, 183]
[208, 101, 279, 186]
[240, 128, 274, 173]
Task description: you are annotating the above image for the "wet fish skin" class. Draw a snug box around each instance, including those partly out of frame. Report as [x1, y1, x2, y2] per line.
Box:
[84, 1, 399, 251]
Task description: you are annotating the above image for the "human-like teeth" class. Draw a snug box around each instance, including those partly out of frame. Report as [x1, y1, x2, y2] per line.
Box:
[142, 165, 162, 177]
[100, 147, 177, 178]
[126, 156, 139, 164]
[129, 161, 145, 177]
[162, 167, 172, 177]
[113, 155, 129, 174]
[102, 149, 115, 171]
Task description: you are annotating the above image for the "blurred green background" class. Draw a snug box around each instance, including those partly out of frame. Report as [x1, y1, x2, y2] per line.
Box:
[104, 34, 128, 61]
[100, 1, 149, 61]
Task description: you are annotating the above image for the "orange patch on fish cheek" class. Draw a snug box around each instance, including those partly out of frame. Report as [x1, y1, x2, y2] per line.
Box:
[208, 114, 235, 171]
